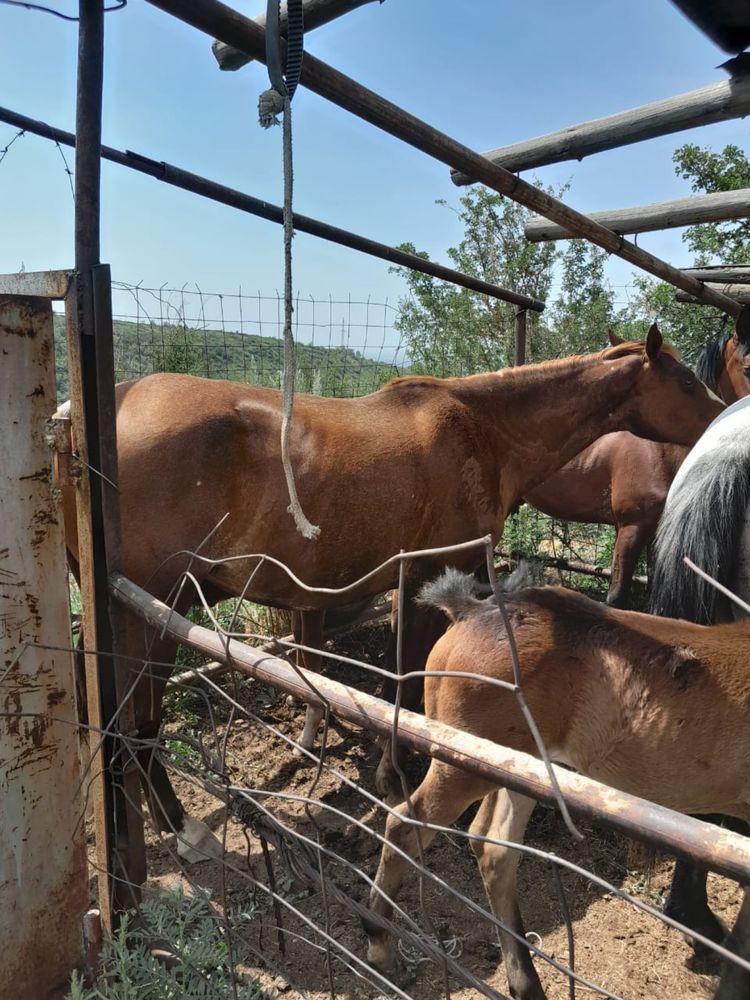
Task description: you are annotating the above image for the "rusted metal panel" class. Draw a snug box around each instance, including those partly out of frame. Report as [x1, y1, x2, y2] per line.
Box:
[0, 269, 73, 299]
[0, 296, 88, 1000]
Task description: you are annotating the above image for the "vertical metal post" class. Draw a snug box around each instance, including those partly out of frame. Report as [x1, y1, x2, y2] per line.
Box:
[0, 296, 89, 1000]
[72, 0, 145, 923]
[514, 308, 527, 366]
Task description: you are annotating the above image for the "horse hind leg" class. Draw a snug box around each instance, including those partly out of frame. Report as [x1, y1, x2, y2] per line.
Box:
[293, 610, 326, 754]
[364, 760, 491, 972]
[131, 624, 222, 864]
[470, 788, 544, 1000]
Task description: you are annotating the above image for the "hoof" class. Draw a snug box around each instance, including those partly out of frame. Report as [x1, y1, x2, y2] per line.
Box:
[366, 934, 397, 975]
[176, 816, 223, 864]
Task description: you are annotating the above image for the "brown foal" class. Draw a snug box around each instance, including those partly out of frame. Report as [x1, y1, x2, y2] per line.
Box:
[365, 572, 750, 1000]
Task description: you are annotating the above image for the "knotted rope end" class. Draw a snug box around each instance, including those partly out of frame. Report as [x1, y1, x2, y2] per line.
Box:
[258, 89, 285, 129]
[287, 503, 321, 541]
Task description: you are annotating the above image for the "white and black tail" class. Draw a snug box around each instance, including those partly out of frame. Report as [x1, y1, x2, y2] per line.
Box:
[418, 562, 532, 623]
[651, 444, 750, 623]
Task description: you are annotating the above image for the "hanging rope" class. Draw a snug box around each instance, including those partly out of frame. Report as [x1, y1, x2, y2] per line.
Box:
[259, 0, 320, 540]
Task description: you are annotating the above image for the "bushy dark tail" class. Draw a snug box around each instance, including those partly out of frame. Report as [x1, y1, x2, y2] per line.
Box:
[418, 561, 533, 622]
[650, 445, 750, 623]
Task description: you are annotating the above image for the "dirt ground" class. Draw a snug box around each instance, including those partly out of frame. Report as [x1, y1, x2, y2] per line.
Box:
[142, 620, 742, 1000]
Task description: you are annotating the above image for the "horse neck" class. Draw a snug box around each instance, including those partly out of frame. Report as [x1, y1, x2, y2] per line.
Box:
[457, 352, 641, 495]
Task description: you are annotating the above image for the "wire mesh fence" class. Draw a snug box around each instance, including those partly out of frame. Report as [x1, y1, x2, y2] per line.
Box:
[64, 547, 749, 1000]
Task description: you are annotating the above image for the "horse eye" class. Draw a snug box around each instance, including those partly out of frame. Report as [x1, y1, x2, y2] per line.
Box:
[682, 377, 695, 392]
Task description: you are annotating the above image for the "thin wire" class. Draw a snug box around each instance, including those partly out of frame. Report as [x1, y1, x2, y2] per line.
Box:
[0, 0, 126, 17]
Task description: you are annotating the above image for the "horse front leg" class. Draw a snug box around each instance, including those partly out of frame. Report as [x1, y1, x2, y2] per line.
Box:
[665, 854, 728, 955]
[470, 788, 544, 1000]
[606, 521, 652, 609]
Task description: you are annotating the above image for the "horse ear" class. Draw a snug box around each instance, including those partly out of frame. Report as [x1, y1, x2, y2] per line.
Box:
[607, 330, 624, 346]
[645, 323, 663, 360]
[735, 304, 750, 346]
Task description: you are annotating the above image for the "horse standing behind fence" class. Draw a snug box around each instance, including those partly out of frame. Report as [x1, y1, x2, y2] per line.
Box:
[648, 393, 750, 982]
[522, 309, 750, 607]
[61, 327, 721, 861]
[364, 570, 750, 1000]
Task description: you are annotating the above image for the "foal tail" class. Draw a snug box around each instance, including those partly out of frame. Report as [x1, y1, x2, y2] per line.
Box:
[418, 562, 532, 622]
[650, 444, 750, 622]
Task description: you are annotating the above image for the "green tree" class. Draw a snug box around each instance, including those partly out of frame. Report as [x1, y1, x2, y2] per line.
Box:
[392, 186, 558, 376]
[674, 142, 750, 263]
[152, 323, 204, 375]
[624, 142, 750, 361]
[545, 240, 615, 358]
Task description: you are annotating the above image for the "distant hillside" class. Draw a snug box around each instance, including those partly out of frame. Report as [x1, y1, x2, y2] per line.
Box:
[53, 315, 402, 401]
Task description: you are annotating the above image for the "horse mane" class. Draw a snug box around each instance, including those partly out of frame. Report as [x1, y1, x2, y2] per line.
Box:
[650, 443, 750, 623]
[695, 332, 732, 391]
[602, 340, 680, 361]
[386, 338, 679, 392]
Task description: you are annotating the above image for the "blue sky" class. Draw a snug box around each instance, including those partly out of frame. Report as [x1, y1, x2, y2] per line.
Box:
[0, 0, 748, 328]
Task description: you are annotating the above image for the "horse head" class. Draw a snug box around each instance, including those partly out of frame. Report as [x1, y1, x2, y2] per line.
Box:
[721, 304, 750, 403]
[604, 323, 724, 447]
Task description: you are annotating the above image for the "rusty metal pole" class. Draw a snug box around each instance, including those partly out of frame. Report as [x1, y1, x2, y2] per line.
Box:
[514, 308, 527, 366]
[0, 296, 89, 1000]
[71, 0, 145, 922]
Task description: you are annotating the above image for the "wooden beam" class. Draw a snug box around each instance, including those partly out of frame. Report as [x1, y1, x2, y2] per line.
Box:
[677, 283, 750, 305]
[682, 265, 750, 284]
[212, 0, 383, 70]
[111, 572, 750, 886]
[143, 0, 742, 317]
[451, 76, 750, 184]
[525, 188, 750, 242]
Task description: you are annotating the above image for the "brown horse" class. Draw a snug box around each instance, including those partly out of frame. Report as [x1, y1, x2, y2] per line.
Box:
[365, 571, 750, 1000]
[62, 327, 721, 860]
[523, 308, 750, 607]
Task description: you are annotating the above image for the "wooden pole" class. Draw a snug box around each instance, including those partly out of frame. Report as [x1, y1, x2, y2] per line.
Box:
[143, 0, 741, 317]
[451, 76, 750, 183]
[111, 572, 750, 885]
[676, 283, 750, 305]
[212, 0, 383, 70]
[513, 308, 527, 366]
[0, 296, 89, 1000]
[73, 0, 145, 922]
[0, 106, 543, 312]
[682, 265, 750, 284]
[525, 188, 750, 242]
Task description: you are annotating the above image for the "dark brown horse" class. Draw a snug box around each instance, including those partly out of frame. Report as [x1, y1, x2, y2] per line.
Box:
[62, 328, 721, 860]
[365, 570, 750, 1000]
[523, 308, 750, 607]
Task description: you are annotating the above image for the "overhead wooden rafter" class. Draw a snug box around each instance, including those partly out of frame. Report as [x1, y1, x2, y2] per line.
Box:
[159, 0, 741, 315]
[524, 188, 750, 242]
[212, 0, 383, 70]
[450, 76, 750, 184]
